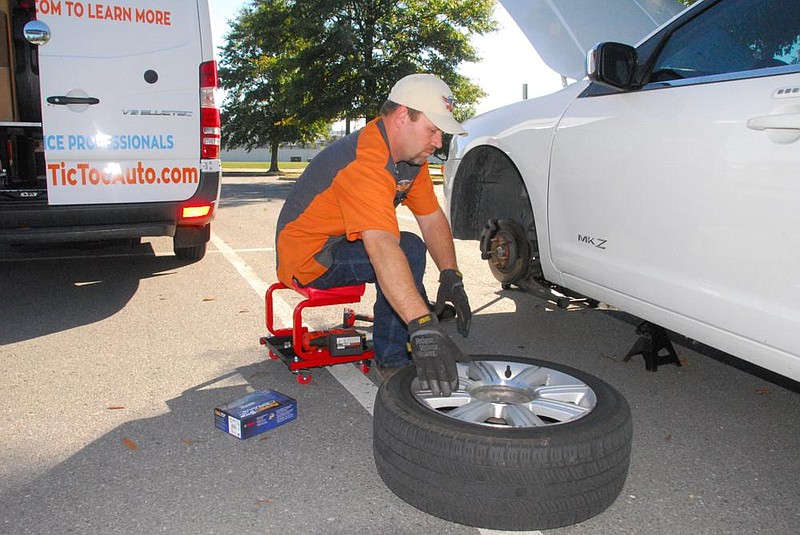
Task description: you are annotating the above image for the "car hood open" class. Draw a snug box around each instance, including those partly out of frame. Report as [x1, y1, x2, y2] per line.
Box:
[500, 0, 686, 81]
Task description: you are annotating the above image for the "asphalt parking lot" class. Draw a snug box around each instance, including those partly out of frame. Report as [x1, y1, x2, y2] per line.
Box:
[1, 174, 799, 534]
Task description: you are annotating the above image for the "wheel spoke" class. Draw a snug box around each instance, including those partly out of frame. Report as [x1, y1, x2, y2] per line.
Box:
[529, 398, 591, 422]
[534, 384, 595, 407]
[502, 404, 548, 427]
[512, 365, 550, 388]
[448, 400, 498, 423]
[466, 361, 502, 384]
[415, 389, 471, 411]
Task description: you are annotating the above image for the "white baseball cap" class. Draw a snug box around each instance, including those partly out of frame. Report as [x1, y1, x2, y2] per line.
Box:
[388, 74, 468, 136]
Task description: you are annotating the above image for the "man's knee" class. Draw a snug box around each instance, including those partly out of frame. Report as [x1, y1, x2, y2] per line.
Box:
[399, 232, 427, 286]
[399, 231, 426, 262]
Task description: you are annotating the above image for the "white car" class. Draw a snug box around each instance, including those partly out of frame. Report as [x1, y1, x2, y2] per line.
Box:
[444, 0, 800, 382]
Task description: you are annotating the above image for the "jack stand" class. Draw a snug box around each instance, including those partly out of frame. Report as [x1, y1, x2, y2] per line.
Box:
[624, 321, 681, 372]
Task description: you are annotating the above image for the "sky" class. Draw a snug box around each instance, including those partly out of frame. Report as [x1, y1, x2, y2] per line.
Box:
[207, 0, 565, 116]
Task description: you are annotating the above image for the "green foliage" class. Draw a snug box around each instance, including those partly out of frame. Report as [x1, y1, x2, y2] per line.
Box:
[218, 0, 497, 159]
[218, 1, 330, 158]
[286, 0, 495, 121]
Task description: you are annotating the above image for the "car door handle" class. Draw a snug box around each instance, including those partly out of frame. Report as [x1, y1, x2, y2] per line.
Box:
[746, 113, 800, 131]
[46, 96, 101, 105]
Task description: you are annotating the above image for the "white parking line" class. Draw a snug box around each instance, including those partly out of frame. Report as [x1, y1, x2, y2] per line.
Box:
[211, 231, 542, 535]
[327, 365, 377, 415]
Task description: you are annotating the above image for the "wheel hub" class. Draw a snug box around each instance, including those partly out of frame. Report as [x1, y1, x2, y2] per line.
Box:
[490, 232, 515, 270]
[471, 384, 533, 405]
[479, 219, 533, 285]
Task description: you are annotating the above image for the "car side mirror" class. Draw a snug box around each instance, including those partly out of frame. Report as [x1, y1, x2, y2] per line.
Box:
[433, 133, 453, 162]
[587, 42, 638, 90]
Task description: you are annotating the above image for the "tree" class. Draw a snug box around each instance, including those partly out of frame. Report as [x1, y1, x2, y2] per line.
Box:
[218, 0, 496, 169]
[219, 2, 330, 173]
[286, 0, 495, 124]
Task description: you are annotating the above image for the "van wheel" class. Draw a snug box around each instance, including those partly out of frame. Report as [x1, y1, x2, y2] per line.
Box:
[373, 355, 633, 531]
[174, 242, 207, 261]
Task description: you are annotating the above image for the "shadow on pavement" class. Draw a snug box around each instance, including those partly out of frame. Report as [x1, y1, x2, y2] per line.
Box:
[0, 241, 198, 345]
[219, 179, 296, 208]
[0, 358, 456, 535]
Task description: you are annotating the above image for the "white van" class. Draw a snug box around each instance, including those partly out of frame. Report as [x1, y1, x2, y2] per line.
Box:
[0, 0, 221, 259]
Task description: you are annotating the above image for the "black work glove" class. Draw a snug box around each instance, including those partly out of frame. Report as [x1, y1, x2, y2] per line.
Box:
[433, 269, 472, 337]
[408, 313, 464, 397]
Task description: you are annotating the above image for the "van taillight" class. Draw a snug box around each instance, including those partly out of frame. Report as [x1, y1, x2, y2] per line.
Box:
[181, 204, 213, 219]
[200, 60, 220, 160]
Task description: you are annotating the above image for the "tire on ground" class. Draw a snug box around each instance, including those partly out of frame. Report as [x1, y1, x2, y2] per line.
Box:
[372, 355, 633, 531]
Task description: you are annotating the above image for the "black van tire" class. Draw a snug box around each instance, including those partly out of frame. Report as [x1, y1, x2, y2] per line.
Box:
[174, 242, 207, 260]
[373, 355, 633, 531]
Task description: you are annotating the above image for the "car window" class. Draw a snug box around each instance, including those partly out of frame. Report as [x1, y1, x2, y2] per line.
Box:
[649, 0, 800, 82]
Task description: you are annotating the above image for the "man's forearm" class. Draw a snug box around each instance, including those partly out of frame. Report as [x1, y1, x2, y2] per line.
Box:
[416, 208, 458, 272]
[362, 230, 430, 323]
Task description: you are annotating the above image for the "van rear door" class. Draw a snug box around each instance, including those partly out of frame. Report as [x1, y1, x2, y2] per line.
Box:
[36, 0, 202, 205]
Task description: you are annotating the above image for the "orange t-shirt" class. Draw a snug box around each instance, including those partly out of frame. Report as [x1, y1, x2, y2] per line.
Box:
[276, 118, 440, 286]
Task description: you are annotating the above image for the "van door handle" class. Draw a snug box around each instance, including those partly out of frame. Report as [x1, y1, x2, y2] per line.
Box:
[746, 113, 800, 131]
[46, 96, 101, 105]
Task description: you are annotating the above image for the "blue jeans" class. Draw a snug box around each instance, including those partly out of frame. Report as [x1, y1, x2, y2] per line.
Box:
[309, 232, 429, 368]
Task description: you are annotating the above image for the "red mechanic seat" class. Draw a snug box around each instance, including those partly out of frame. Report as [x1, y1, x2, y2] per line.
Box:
[261, 281, 374, 384]
[289, 281, 366, 301]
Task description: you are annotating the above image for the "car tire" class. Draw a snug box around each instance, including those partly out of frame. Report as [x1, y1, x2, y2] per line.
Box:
[373, 355, 632, 531]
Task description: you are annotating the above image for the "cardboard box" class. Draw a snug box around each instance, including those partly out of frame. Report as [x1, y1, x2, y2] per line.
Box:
[214, 390, 297, 440]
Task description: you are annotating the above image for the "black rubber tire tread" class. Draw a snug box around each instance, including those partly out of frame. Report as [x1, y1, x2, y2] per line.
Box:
[487, 219, 531, 285]
[174, 242, 207, 261]
[373, 355, 632, 531]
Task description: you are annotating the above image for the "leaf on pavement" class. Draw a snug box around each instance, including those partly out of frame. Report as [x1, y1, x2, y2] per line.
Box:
[122, 437, 139, 450]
